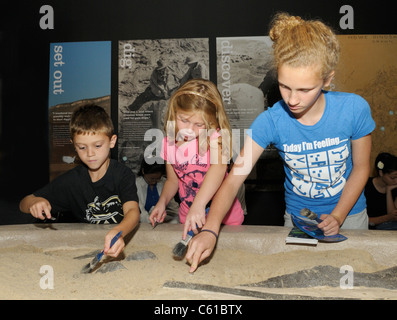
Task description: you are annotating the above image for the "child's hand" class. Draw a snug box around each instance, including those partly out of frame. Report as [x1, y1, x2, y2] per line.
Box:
[317, 214, 341, 236]
[28, 197, 52, 220]
[183, 204, 206, 240]
[186, 230, 217, 273]
[104, 229, 124, 258]
[149, 203, 166, 227]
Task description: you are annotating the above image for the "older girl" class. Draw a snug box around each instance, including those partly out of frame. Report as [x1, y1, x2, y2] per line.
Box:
[186, 13, 375, 272]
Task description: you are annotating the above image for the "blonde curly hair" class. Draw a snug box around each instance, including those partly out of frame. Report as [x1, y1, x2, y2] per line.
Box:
[269, 12, 340, 79]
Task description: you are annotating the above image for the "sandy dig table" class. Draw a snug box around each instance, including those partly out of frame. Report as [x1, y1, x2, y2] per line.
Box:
[0, 223, 396, 300]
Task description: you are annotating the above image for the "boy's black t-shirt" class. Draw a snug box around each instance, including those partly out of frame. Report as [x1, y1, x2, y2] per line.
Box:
[34, 159, 138, 224]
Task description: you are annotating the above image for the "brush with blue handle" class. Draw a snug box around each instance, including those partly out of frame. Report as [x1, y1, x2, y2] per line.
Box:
[172, 208, 209, 259]
[81, 231, 122, 273]
[172, 229, 195, 258]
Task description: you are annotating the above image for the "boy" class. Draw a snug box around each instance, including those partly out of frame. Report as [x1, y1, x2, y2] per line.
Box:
[19, 104, 140, 258]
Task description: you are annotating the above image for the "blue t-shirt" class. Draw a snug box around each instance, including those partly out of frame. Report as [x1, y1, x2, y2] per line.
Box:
[249, 91, 376, 218]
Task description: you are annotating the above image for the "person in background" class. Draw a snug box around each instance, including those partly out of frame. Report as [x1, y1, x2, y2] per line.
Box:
[365, 152, 397, 230]
[136, 158, 179, 224]
[179, 56, 208, 85]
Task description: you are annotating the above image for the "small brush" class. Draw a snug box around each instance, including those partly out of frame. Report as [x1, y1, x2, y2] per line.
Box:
[300, 208, 323, 223]
[42, 211, 56, 222]
[298, 208, 348, 242]
[173, 208, 209, 259]
[172, 229, 194, 258]
[81, 231, 122, 274]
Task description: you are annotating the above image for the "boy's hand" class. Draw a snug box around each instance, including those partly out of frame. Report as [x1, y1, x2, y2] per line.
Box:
[104, 229, 124, 258]
[29, 197, 52, 220]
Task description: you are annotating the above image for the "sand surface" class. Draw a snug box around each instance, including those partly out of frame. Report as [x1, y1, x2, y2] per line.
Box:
[1, 242, 395, 300]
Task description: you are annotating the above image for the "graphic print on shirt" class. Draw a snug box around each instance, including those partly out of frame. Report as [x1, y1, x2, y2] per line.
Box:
[285, 138, 349, 199]
[178, 170, 206, 207]
[85, 195, 124, 224]
[172, 141, 208, 208]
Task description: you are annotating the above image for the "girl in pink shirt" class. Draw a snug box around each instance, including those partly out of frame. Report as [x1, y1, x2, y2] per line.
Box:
[149, 79, 244, 238]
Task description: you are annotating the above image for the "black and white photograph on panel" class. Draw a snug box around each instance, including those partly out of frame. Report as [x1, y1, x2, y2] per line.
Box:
[118, 38, 210, 173]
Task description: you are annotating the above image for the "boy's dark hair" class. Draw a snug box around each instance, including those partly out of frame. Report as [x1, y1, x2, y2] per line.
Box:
[70, 104, 114, 139]
[375, 152, 397, 175]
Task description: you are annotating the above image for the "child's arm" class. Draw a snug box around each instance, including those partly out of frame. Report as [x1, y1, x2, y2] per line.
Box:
[369, 211, 397, 226]
[386, 184, 397, 215]
[318, 134, 372, 235]
[183, 138, 228, 239]
[149, 163, 179, 227]
[186, 136, 263, 272]
[104, 200, 140, 258]
[382, 184, 397, 224]
[19, 194, 52, 220]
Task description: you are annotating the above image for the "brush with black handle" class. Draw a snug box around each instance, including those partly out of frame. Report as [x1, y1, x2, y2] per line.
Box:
[42, 211, 57, 222]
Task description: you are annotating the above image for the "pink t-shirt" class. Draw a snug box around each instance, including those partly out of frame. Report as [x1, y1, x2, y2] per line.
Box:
[161, 131, 244, 225]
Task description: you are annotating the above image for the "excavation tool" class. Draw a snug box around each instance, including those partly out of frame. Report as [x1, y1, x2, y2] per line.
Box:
[81, 231, 122, 273]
